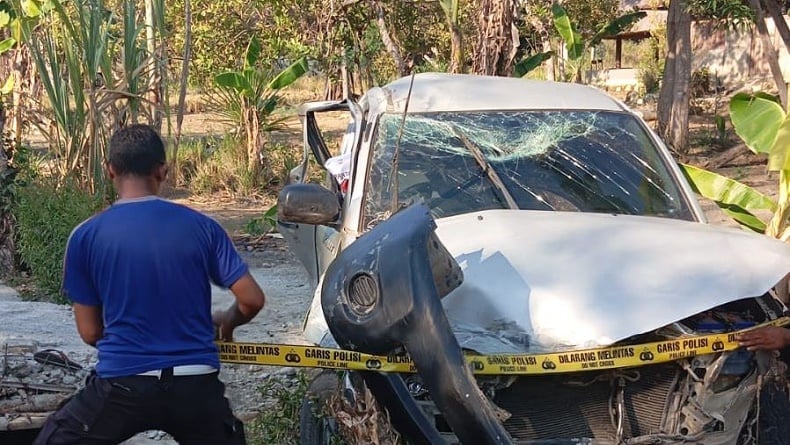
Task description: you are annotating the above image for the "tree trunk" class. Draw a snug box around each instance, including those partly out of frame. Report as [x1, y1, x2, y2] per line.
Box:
[373, 1, 408, 77]
[762, 0, 790, 55]
[341, 58, 350, 99]
[245, 102, 262, 182]
[749, 0, 788, 108]
[145, 0, 162, 131]
[172, 0, 192, 185]
[0, 105, 14, 278]
[473, 0, 520, 76]
[543, 38, 556, 81]
[657, 0, 692, 154]
[10, 48, 28, 146]
[448, 24, 465, 73]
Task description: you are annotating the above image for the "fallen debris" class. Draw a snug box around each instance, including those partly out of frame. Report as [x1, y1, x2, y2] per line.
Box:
[0, 341, 86, 432]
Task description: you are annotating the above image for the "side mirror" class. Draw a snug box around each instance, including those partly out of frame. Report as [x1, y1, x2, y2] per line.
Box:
[278, 183, 341, 226]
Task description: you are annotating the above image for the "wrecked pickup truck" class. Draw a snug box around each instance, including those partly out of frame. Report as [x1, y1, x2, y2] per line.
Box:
[277, 73, 790, 444]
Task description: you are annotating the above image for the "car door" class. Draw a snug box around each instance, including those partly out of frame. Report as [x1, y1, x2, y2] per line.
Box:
[277, 100, 361, 286]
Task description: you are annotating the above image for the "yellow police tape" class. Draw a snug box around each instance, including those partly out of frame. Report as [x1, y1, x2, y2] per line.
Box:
[217, 316, 790, 375]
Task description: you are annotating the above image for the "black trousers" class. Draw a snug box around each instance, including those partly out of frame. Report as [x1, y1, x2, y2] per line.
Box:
[33, 368, 246, 445]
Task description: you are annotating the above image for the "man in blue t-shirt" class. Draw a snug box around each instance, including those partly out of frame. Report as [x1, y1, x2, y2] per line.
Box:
[35, 124, 266, 445]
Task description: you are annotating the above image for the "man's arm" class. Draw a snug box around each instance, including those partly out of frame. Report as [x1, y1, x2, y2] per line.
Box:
[213, 272, 266, 341]
[73, 303, 104, 347]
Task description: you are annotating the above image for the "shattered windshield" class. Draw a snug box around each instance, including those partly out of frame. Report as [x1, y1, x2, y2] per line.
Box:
[363, 111, 694, 229]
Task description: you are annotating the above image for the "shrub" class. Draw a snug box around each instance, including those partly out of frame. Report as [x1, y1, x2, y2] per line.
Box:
[247, 372, 309, 445]
[636, 26, 666, 95]
[14, 179, 103, 302]
[176, 134, 301, 197]
[190, 135, 259, 196]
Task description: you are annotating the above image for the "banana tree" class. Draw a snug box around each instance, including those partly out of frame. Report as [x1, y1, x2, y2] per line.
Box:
[212, 37, 308, 178]
[680, 92, 790, 240]
[514, 4, 645, 80]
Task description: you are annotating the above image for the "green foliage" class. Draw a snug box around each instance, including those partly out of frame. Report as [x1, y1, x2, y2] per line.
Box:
[175, 135, 299, 196]
[687, 0, 754, 29]
[519, 4, 645, 81]
[207, 37, 307, 180]
[185, 135, 258, 196]
[635, 27, 665, 94]
[247, 372, 309, 445]
[683, 92, 790, 240]
[680, 163, 774, 233]
[14, 179, 103, 301]
[590, 10, 647, 46]
[561, 0, 620, 40]
[165, 0, 263, 88]
[210, 36, 307, 126]
[714, 114, 727, 144]
[552, 4, 584, 61]
[438, 0, 459, 24]
[729, 92, 783, 157]
[165, 0, 318, 90]
[244, 205, 279, 235]
[12, 0, 164, 195]
[514, 51, 554, 77]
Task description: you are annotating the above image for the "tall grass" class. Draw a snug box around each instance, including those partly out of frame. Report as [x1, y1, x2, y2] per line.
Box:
[175, 135, 302, 196]
[18, 0, 167, 195]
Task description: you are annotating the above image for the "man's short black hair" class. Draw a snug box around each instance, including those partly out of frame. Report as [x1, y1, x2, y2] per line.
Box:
[108, 124, 166, 176]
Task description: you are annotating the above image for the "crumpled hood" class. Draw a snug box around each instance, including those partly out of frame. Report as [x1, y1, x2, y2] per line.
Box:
[437, 210, 790, 351]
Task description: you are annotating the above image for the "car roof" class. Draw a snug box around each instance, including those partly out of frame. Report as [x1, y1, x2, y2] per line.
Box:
[363, 73, 629, 114]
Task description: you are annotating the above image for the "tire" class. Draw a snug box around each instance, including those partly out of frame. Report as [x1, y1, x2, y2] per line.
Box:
[300, 371, 342, 445]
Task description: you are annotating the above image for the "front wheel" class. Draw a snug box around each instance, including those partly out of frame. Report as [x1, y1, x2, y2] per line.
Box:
[300, 371, 341, 445]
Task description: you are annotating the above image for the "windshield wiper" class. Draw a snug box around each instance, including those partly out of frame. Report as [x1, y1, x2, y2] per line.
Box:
[448, 124, 519, 210]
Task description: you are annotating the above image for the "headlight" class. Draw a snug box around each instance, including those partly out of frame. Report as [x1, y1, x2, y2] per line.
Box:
[710, 349, 755, 393]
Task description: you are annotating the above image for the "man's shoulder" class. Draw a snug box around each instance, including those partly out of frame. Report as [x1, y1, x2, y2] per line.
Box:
[69, 207, 109, 239]
[159, 200, 221, 228]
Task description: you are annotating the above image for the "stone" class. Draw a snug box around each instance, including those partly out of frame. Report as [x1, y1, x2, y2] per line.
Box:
[0, 283, 19, 302]
[61, 375, 78, 385]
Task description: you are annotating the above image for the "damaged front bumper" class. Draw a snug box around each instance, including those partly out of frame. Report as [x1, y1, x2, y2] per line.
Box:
[321, 204, 511, 444]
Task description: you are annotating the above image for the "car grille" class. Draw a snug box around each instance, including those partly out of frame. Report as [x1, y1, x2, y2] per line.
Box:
[494, 364, 679, 440]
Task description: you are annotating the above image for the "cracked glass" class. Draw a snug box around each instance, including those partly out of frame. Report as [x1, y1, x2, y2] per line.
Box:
[363, 111, 693, 229]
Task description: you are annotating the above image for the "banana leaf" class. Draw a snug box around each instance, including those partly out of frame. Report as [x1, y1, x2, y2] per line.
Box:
[591, 11, 647, 46]
[768, 114, 790, 172]
[680, 163, 775, 233]
[215, 72, 253, 95]
[0, 38, 15, 53]
[729, 92, 783, 155]
[438, 0, 459, 24]
[514, 51, 554, 78]
[267, 57, 308, 90]
[244, 37, 262, 70]
[552, 4, 584, 61]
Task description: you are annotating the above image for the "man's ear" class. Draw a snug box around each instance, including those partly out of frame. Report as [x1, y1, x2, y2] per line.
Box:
[106, 162, 117, 180]
[154, 163, 168, 182]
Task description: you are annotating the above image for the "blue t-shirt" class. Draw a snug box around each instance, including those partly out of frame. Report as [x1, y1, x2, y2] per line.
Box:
[62, 196, 248, 378]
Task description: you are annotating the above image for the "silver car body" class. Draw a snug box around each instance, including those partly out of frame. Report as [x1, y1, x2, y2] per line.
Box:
[282, 73, 790, 444]
[297, 73, 790, 352]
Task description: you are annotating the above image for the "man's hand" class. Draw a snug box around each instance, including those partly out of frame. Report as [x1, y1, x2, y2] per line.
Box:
[213, 272, 265, 342]
[737, 326, 790, 351]
[213, 310, 235, 342]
